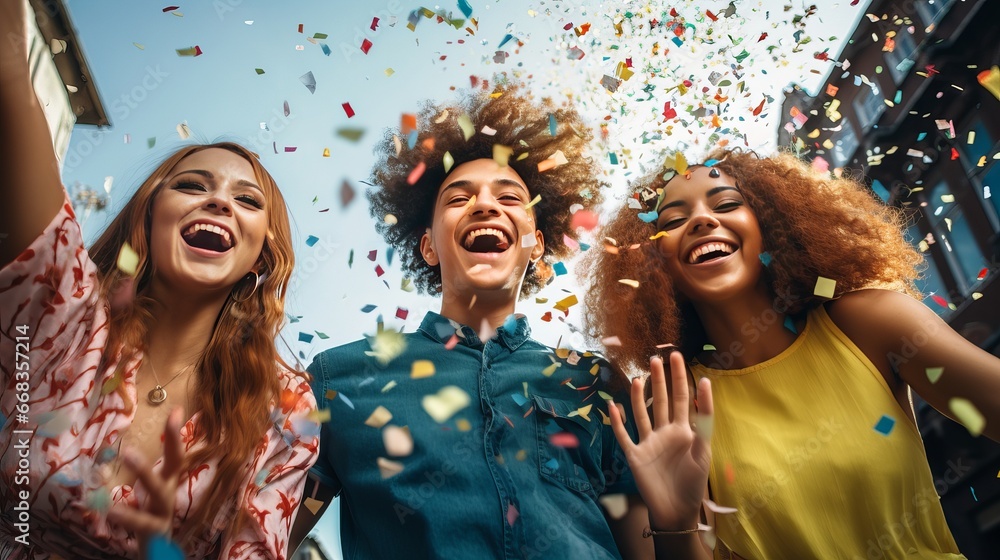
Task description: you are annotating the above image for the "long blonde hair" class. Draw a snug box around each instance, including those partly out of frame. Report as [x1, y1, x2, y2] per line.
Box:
[88, 142, 296, 543]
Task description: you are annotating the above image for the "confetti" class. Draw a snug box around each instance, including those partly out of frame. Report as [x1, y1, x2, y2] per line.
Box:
[303, 497, 324, 515]
[361, 38, 373, 54]
[365, 406, 392, 429]
[813, 276, 837, 298]
[926, 367, 944, 384]
[383, 425, 413, 456]
[342, 103, 355, 118]
[176, 46, 202, 57]
[949, 398, 985, 437]
[116, 243, 139, 276]
[873, 414, 896, 436]
[422, 386, 471, 423]
[599, 494, 629, 520]
[300, 71, 316, 94]
[377, 457, 404, 479]
[147, 534, 184, 560]
[618, 279, 639, 288]
[410, 359, 435, 379]
[456, 114, 475, 140]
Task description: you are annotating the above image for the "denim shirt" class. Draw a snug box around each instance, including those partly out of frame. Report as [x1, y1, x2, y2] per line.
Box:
[309, 311, 638, 560]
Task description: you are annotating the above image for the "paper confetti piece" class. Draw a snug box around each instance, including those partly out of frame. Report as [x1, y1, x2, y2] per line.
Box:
[602, 336, 622, 347]
[422, 386, 471, 423]
[383, 425, 413, 456]
[365, 329, 406, 365]
[457, 114, 475, 140]
[549, 432, 579, 448]
[524, 194, 541, 210]
[599, 494, 628, 520]
[305, 235, 319, 247]
[176, 46, 202, 57]
[303, 497, 324, 515]
[361, 38, 373, 54]
[553, 294, 578, 312]
[147, 534, 184, 560]
[116, 243, 139, 276]
[618, 279, 639, 288]
[411, 359, 435, 379]
[949, 398, 985, 436]
[342, 103, 355, 118]
[493, 144, 513, 167]
[873, 414, 896, 436]
[926, 367, 944, 384]
[365, 406, 393, 429]
[813, 276, 837, 298]
[377, 457, 404, 479]
[300, 71, 316, 94]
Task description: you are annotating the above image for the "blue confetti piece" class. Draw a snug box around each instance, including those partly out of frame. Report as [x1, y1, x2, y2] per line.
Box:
[457, 0, 473, 18]
[703, 159, 719, 167]
[511, 393, 528, 406]
[637, 211, 658, 223]
[387, 246, 396, 266]
[298, 332, 314, 343]
[498, 33, 514, 49]
[361, 304, 377, 313]
[895, 90, 903, 104]
[873, 414, 896, 435]
[548, 113, 557, 136]
[758, 252, 772, 266]
[971, 487, 978, 502]
[916, 132, 927, 141]
[338, 392, 355, 410]
[783, 316, 797, 335]
[407, 130, 418, 149]
[579, 242, 591, 251]
[672, 36, 683, 47]
[147, 535, 184, 560]
[896, 58, 915, 74]
[853, 75, 862, 86]
[544, 458, 559, 470]
[553, 262, 567, 276]
[502, 314, 519, 333]
[306, 235, 319, 247]
[609, 152, 618, 165]
[321, 44, 331, 56]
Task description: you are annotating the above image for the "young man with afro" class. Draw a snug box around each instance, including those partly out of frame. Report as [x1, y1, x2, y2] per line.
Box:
[289, 82, 657, 559]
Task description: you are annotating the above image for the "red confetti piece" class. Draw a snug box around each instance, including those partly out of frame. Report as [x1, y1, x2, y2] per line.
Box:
[162, 6, 179, 12]
[342, 103, 355, 118]
[751, 98, 766, 116]
[951, 148, 960, 160]
[297, 23, 303, 33]
[758, 32, 768, 42]
[445, 334, 459, 350]
[563, 23, 573, 30]
[367, 250, 377, 261]
[931, 294, 949, 308]
[407, 161, 426, 185]
[396, 307, 409, 320]
[978, 268, 988, 281]
[284, 147, 297, 152]
[549, 432, 579, 448]
[401, 113, 417, 135]
[570, 209, 599, 231]
[375, 265, 385, 277]
[540, 312, 553, 322]
[662, 101, 677, 120]
[370, 17, 379, 31]
[361, 38, 373, 54]
[705, 10, 718, 21]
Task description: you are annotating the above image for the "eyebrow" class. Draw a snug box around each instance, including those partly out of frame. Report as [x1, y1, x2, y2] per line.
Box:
[439, 178, 529, 198]
[657, 185, 740, 215]
[173, 169, 264, 196]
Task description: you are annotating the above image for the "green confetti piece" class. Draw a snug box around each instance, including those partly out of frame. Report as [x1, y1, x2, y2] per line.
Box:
[949, 398, 985, 436]
[255, 68, 265, 75]
[926, 367, 944, 383]
[813, 276, 837, 298]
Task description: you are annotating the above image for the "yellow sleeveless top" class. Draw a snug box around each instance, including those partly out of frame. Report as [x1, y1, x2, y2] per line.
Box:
[691, 306, 964, 560]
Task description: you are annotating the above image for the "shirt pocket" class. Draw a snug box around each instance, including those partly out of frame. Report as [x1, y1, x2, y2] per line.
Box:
[532, 395, 603, 499]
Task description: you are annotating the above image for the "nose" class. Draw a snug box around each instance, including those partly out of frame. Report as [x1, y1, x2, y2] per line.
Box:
[203, 195, 232, 216]
[469, 191, 501, 217]
[688, 205, 719, 233]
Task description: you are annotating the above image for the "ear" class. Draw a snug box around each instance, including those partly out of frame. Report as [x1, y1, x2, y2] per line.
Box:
[420, 228, 439, 266]
[529, 230, 544, 262]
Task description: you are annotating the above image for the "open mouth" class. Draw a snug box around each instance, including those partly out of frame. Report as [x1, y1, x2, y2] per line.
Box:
[182, 223, 234, 253]
[687, 241, 737, 264]
[463, 227, 512, 253]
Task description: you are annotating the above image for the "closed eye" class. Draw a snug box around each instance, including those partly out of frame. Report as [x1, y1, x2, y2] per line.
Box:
[659, 217, 685, 231]
[237, 193, 264, 209]
[174, 181, 206, 192]
[716, 201, 743, 211]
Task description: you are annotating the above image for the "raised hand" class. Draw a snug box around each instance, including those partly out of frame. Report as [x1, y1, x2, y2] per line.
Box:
[609, 351, 713, 532]
[106, 407, 187, 559]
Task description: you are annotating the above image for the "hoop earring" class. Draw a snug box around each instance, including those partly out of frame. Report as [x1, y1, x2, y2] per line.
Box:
[231, 271, 260, 303]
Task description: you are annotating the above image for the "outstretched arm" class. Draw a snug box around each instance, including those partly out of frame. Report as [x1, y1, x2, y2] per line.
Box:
[829, 289, 1000, 441]
[609, 352, 715, 559]
[1, 0, 66, 268]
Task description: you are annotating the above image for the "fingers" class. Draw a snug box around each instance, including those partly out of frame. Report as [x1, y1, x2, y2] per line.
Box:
[669, 351, 690, 426]
[649, 356, 670, 428]
[161, 408, 185, 479]
[607, 400, 635, 452]
[696, 376, 713, 418]
[630, 375, 652, 439]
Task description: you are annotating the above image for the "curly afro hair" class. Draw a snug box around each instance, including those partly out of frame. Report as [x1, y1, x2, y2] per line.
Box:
[367, 80, 605, 297]
[583, 148, 924, 374]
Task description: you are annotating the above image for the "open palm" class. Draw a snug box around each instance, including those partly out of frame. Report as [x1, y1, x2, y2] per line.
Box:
[610, 352, 713, 530]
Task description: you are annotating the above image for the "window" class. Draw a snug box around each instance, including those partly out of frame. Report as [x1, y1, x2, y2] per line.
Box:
[906, 224, 951, 317]
[853, 86, 885, 130]
[927, 181, 989, 295]
[960, 118, 1000, 232]
[830, 119, 859, 167]
[886, 28, 918, 84]
[916, 0, 955, 27]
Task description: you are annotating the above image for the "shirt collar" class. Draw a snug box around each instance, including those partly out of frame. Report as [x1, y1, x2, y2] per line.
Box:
[418, 311, 532, 351]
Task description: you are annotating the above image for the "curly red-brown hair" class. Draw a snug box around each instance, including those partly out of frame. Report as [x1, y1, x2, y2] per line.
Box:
[583, 149, 923, 374]
[367, 79, 605, 297]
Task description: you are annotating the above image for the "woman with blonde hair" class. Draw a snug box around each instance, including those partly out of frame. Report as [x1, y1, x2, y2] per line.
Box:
[586, 149, 999, 558]
[0, 2, 317, 558]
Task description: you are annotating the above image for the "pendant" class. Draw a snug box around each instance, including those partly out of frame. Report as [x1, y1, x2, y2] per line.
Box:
[148, 385, 167, 404]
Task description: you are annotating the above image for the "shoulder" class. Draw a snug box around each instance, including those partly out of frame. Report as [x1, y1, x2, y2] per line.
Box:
[825, 288, 937, 344]
[309, 338, 375, 375]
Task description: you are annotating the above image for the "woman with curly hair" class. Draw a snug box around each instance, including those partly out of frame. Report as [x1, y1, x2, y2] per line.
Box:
[289, 82, 667, 559]
[1, 3, 317, 557]
[585, 149, 999, 558]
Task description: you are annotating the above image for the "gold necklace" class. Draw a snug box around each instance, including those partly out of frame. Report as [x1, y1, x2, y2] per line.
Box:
[145, 359, 193, 405]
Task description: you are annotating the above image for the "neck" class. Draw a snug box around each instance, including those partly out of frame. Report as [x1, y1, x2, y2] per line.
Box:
[438, 288, 517, 332]
[144, 282, 229, 371]
[691, 278, 798, 369]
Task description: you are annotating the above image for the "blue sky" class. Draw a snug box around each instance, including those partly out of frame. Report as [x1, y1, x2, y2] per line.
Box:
[60, 1, 868, 555]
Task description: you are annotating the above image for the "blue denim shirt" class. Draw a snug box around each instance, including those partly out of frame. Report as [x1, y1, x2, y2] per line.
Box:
[309, 311, 638, 560]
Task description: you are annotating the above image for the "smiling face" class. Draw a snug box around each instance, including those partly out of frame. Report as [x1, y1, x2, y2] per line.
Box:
[147, 148, 269, 296]
[654, 166, 764, 303]
[420, 158, 544, 301]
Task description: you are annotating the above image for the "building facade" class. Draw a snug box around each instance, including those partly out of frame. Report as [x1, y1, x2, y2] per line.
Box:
[778, 0, 1000, 557]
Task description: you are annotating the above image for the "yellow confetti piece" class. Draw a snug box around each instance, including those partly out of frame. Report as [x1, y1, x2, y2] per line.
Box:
[949, 398, 985, 436]
[101, 372, 122, 395]
[589, 364, 600, 376]
[541, 362, 561, 377]
[599, 494, 629, 520]
[813, 276, 837, 298]
[940, 194, 955, 203]
[176, 122, 191, 140]
[325, 389, 337, 400]
[576, 404, 593, 422]
[116, 243, 139, 276]
[443, 151, 454, 173]
[703, 344, 716, 352]
[972, 292, 983, 300]
[926, 367, 944, 384]
[381, 380, 397, 393]
[377, 457, 404, 479]
[493, 144, 513, 167]
[456, 418, 472, 431]
[401, 277, 414, 292]
[555, 348, 570, 359]
[598, 407, 611, 425]
[553, 294, 578, 312]
[422, 386, 471, 423]
[410, 360, 435, 379]
[457, 114, 475, 140]
[133, 42, 145, 50]
[516, 449, 527, 461]
[307, 409, 331, 423]
[384, 68, 395, 77]
[524, 194, 542, 210]
[618, 279, 639, 288]
[649, 231, 668, 240]
[434, 110, 449, 124]
[364, 329, 407, 365]
[303, 497, 324, 515]
[365, 406, 393, 428]
[322, 147, 330, 157]
[534, 297, 548, 304]
[384, 214, 398, 225]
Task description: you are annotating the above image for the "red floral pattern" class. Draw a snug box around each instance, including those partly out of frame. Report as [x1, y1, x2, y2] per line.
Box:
[0, 199, 319, 559]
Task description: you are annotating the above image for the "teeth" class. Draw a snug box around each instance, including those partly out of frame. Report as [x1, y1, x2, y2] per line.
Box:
[688, 242, 735, 264]
[464, 227, 509, 248]
[183, 223, 233, 248]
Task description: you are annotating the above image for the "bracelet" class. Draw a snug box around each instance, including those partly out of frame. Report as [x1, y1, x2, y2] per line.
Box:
[642, 525, 703, 538]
